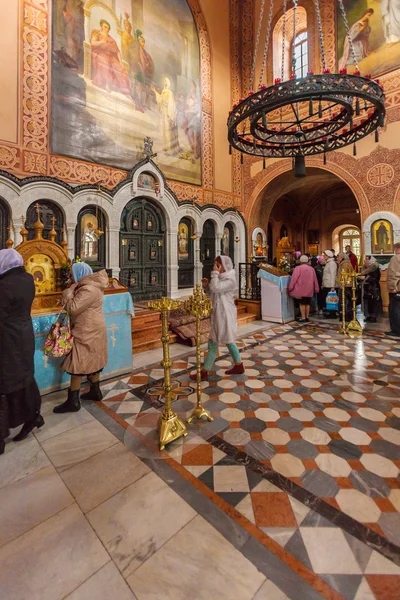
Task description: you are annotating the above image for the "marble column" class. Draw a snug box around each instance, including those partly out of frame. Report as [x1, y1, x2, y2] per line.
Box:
[194, 232, 203, 285]
[109, 226, 121, 278]
[66, 224, 75, 261]
[11, 217, 22, 246]
[168, 230, 179, 298]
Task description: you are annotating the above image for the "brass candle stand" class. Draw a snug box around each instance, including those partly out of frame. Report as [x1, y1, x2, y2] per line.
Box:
[338, 270, 350, 335]
[184, 285, 214, 424]
[147, 297, 188, 451]
[347, 272, 363, 334]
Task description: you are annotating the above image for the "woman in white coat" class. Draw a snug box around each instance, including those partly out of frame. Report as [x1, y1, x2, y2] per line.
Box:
[190, 255, 244, 381]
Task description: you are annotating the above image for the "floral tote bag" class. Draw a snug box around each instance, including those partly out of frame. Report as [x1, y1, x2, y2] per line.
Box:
[43, 309, 73, 358]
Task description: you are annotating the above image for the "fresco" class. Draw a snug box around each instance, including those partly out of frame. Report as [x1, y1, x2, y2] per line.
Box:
[51, 0, 201, 185]
[337, 0, 400, 77]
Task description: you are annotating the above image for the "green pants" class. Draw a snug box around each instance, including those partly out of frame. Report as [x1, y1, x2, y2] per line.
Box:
[204, 340, 241, 371]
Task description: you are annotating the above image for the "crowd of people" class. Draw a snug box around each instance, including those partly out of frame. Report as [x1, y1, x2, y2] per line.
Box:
[288, 243, 400, 330]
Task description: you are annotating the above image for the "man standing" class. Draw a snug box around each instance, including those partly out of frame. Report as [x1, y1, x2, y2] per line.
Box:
[386, 242, 400, 336]
[345, 245, 358, 272]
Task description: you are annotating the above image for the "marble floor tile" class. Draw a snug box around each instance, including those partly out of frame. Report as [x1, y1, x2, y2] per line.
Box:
[65, 562, 137, 600]
[0, 504, 109, 600]
[60, 442, 150, 513]
[35, 402, 95, 442]
[252, 578, 290, 599]
[87, 471, 196, 578]
[270, 454, 305, 477]
[41, 420, 119, 471]
[0, 465, 74, 548]
[300, 528, 362, 575]
[128, 515, 265, 600]
[0, 434, 51, 489]
[336, 489, 381, 523]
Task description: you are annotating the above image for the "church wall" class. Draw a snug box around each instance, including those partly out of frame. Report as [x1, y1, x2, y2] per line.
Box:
[239, 0, 400, 258]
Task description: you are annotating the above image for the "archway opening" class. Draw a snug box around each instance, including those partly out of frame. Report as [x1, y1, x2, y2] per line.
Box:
[0, 197, 10, 249]
[251, 167, 361, 264]
[26, 200, 65, 245]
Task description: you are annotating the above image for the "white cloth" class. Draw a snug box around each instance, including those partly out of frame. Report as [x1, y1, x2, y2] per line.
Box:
[0, 249, 23, 275]
[208, 257, 237, 344]
[382, 0, 400, 43]
[322, 257, 338, 289]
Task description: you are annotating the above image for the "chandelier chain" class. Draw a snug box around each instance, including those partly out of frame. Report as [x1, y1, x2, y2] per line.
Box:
[259, 0, 274, 87]
[250, 0, 266, 90]
[281, 0, 287, 80]
[337, 0, 359, 70]
[313, 0, 326, 70]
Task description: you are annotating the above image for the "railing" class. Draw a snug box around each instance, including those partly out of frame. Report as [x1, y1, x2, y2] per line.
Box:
[239, 263, 261, 301]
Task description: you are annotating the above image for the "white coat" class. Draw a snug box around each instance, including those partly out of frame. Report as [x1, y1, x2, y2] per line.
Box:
[208, 257, 237, 345]
[322, 258, 337, 289]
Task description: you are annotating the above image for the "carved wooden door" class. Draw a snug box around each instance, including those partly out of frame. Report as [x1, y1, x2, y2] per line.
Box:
[120, 198, 166, 301]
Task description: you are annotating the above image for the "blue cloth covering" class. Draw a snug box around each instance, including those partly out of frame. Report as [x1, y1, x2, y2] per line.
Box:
[33, 292, 134, 394]
[257, 268, 291, 291]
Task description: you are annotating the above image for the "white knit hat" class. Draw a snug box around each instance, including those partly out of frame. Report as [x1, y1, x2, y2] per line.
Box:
[324, 250, 333, 258]
[300, 255, 309, 263]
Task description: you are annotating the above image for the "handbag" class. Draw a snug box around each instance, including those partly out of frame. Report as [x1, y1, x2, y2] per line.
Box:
[43, 308, 73, 358]
[325, 291, 339, 311]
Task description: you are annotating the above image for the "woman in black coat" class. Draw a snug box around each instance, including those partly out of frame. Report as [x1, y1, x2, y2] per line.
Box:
[0, 249, 44, 454]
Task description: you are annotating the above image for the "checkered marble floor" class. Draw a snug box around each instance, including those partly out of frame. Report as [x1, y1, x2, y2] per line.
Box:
[97, 323, 400, 600]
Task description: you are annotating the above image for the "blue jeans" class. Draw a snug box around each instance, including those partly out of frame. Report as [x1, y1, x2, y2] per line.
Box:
[204, 340, 241, 371]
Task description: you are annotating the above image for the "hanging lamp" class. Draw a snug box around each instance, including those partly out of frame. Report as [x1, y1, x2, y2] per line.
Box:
[227, 0, 385, 175]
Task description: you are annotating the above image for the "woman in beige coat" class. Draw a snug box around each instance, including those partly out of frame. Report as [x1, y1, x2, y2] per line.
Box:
[53, 262, 109, 413]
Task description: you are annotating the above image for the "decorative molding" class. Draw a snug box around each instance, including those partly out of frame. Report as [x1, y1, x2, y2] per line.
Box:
[0, 146, 20, 171]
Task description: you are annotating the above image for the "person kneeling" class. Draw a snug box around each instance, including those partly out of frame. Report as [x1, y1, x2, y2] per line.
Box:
[190, 256, 244, 381]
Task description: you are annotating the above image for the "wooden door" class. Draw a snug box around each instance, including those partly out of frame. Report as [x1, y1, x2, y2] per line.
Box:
[120, 198, 166, 301]
[178, 217, 194, 289]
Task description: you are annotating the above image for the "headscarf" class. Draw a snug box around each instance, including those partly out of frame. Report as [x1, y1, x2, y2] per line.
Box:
[368, 256, 377, 265]
[294, 251, 301, 259]
[218, 255, 234, 279]
[299, 255, 309, 263]
[0, 248, 24, 276]
[337, 252, 347, 261]
[72, 261, 93, 283]
[317, 255, 324, 264]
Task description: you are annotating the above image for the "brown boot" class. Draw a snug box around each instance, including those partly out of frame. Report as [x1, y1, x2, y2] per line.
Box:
[190, 369, 208, 382]
[225, 363, 245, 375]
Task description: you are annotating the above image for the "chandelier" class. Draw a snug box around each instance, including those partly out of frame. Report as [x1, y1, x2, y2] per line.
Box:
[227, 0, 385, 176]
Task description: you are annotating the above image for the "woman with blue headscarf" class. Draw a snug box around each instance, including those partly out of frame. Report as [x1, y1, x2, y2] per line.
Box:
[0, 249, 44, 453]
[53, 262, 109, 413]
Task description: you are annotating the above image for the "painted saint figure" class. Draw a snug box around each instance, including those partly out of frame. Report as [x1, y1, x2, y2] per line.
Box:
[152, 78, 181, 155]
[381, 0, 400, 44]
[178, 225, 188, 259]
[339, 9, 374, 70]
[183, 81, 201, 159]
[82, 222, 98, 260]
[90, 20, 131, 96]
[376, 221, 390, 251]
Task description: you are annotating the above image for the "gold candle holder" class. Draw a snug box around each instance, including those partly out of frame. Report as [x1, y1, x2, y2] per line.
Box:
[147, 297, 188, 451]
[338, 270, 348, 335]
[184, 285, 214, 424]
[347, 272, 362, 334]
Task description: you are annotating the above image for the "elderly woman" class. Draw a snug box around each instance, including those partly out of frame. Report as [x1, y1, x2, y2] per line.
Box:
[288, 255, 319, 323]
[321, 250, 338, 318]
[53, 262, 109, 414]
[359, 256, 381, 322]
[190, 255, 244, 381]
[0, 249, 44, 453]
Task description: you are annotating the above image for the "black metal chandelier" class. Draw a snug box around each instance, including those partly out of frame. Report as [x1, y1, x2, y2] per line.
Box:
[227, 0, 386, 176]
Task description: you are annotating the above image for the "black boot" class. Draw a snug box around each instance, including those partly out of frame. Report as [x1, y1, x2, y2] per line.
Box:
[0, 439, 4, 455]
[81, 381, 103, 402]
[53, 389, 81, 414]
[13, 414, 45, 442]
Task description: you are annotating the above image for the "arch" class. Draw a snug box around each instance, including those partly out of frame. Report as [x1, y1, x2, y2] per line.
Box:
[339, 226, 361, 259]
[201, 219, 216, 280]
[0, 196, 10, 249]
[246, 159, 369, 239]
[221, 222, 235, 264]
[272, 6, 308, 80]
[178, 216, 195, 289]
[363, 211, 400, 255]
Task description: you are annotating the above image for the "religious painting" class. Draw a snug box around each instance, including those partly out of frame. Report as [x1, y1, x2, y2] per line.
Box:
[130, 275, 137, 285]
[138, 172, 157, 190]
[133, 218, 139, 229]
[371, 219, 393, 254]
[80, 213, 99, 261]
[221, 226, 230, 256]
[129, 248, 136, 260]
[337, 1, 400, 77]
[178, 222, 189, 259]
[51, 0, 201, 185]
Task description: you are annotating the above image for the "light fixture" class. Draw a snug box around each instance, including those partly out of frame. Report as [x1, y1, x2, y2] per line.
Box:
[227, 0, 385, 175]
[235, 236, 240, 243]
